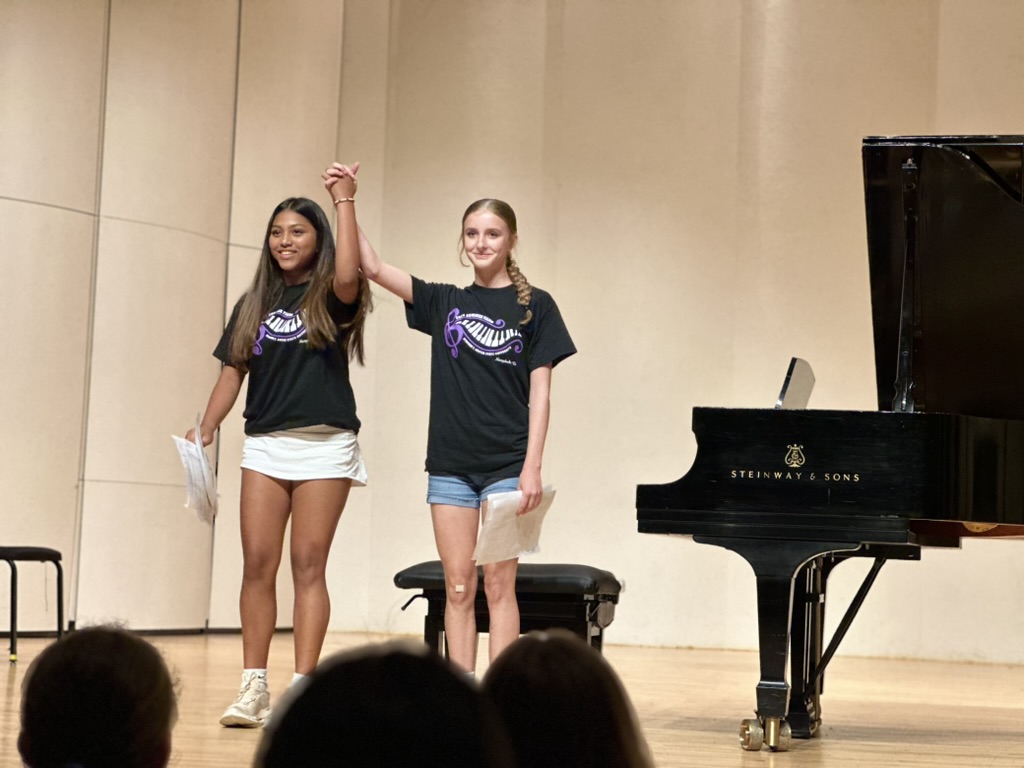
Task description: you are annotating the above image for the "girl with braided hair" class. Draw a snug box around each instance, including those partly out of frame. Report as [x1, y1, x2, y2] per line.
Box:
[324, 163, 576, 673]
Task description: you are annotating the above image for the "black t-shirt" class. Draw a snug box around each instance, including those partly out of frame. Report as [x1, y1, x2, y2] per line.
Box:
[405, 277, 576, 479]
[214, 283, 360, 435]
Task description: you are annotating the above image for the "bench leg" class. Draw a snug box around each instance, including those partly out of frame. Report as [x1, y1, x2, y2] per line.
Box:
[6, 560, 17, 664]
[3, 559, 64, 663]
[424, 613, 444, 654]
[54, 560, 64, 640]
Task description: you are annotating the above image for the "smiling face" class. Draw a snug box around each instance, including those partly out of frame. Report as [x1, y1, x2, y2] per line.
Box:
[462, 210, 516, 286]
[268, 210, 318, 285]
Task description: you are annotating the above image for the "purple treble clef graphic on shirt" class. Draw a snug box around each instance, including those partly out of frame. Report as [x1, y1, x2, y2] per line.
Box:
[444, 308, 524, 360]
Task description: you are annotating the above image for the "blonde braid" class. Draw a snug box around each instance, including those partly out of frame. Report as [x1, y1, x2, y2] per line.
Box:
[506, 254, 533, 326]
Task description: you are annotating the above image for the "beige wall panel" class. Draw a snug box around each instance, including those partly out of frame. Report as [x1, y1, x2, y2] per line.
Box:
[99, 0, 237, 238]
[362, 303, 437, 637]
[207, 245, 257, 628]
[384, 0, 549, 225]
[84, 219, 226, 484]
[335, 0, 419, 633]
[934, 0, 1024, 131]
[541, 0, 746, 647]
[204, 395, 249, 630]
[324, 478, 375, 629]
[336, 0, 390, 219]
[228, 0, 345, 248]
[0, 201, 93, 631]
[0, 0, 106, 211]
[75, 481, 213, 629]
[334, 314, 376, 629]
[731, 0, 938, 412]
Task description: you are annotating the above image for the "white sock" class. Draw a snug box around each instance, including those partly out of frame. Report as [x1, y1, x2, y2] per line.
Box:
[242, 668, 267, 685]
[291, 672, 307, 686]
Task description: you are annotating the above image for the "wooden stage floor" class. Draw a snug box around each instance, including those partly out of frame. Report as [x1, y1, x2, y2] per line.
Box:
[3, 631, 1023, 767]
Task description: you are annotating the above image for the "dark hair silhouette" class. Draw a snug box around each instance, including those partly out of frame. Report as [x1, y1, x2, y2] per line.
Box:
[255, 641, 514, 768]
[483, 629, 654, 768]
[19, 625, 178, 768]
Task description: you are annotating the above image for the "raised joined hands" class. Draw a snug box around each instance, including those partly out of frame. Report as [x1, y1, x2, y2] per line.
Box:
[323, 162, 359, 201]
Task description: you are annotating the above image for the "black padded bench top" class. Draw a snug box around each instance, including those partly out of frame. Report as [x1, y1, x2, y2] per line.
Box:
[0, 547, 62, 562]
[394, 560, 621, 602]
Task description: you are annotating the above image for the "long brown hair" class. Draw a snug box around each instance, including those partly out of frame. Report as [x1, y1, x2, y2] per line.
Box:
[483, 630, 654, 768]
[458, 198, 533, 325]
[228, 197, 372, 368]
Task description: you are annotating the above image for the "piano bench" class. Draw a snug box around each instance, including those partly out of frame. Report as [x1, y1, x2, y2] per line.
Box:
[394, 560, 622, 654]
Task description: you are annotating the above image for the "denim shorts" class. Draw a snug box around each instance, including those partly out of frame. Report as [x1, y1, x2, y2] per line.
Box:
[426, 475, 520, 509]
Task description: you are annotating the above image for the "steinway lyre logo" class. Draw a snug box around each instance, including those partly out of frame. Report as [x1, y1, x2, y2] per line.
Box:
[785, 444, 806, 468]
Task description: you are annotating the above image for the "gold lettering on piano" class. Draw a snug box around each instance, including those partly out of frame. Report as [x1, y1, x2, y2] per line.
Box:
[727, 446, 861, 483]
[730, 470, 804, 480]
[824, 473, 860, 482]
[727, 469, 860, 482]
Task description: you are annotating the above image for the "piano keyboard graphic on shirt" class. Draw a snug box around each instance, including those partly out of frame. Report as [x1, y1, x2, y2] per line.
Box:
[253, 309, 306, 355]
[443, 308, 524, 359]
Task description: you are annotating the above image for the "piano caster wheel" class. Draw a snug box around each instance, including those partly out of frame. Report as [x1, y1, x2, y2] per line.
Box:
[765, 717, 792, 752]
[739, 718, 764, 751]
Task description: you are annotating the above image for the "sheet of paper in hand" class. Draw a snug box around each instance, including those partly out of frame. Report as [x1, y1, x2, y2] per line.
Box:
[472, 487, 555, 565]
[171, 415, 218, 524]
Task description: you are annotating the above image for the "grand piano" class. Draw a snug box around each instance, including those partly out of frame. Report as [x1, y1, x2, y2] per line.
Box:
[636, 135, 1024, 752]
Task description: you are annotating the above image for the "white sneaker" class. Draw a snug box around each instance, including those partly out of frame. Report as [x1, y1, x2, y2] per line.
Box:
[219, 673, 271, 728]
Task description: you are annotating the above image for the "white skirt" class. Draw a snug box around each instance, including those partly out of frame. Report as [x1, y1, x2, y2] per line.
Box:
[241, 425, 368, 484]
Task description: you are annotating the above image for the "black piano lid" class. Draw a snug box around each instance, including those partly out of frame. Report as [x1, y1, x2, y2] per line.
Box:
[863, 135, 1024, 420]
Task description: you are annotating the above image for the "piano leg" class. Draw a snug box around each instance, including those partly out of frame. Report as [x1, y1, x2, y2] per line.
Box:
[787, 556, 829, 739]
[694, 536, 861, 751]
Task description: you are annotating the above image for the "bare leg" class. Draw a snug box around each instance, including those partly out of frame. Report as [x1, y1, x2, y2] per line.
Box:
[239, 470, 291, 669]
[482, 558, 520, 661]
[289, 478, 351, 674]
[430, 503, 482, 673]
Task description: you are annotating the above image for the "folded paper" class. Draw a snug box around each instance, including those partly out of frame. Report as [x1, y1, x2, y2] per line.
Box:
[172, 415, 218, 524]
[473, 487, 555, 565]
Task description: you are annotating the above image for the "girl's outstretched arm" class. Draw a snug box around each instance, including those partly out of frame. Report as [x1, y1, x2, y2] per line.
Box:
[356, 225, 413, 303]
[322, 162, 413, 303]
[518, 363, 552, 515]
[185, 364, 246, 446]
[324, 162, 361, 304]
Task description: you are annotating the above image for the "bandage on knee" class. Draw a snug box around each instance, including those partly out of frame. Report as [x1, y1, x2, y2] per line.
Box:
[454, 584, 465, 593]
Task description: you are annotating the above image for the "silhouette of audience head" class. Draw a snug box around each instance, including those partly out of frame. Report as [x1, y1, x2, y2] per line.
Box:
[255, 640, 514, 768]
[483, 629, 654, 768]
[19, 625, 178, 768]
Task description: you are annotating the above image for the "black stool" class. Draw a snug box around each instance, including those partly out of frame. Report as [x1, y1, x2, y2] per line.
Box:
[394, 560, 621, 653]
[0, 547, 64, 663]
